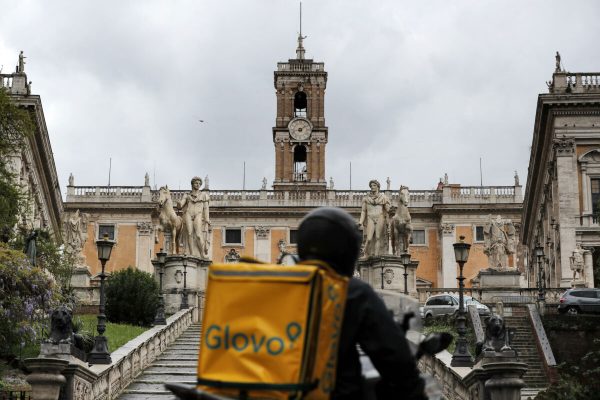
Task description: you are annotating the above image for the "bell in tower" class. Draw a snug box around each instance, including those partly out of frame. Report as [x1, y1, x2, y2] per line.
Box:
[272, 27, 328, 191]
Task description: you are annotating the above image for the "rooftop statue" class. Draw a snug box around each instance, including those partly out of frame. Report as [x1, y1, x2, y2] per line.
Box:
[483, 215, 516, 270]
[179, 176, 210, 258]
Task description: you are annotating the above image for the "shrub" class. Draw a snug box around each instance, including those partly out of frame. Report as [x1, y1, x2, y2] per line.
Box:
[105, 267, 159, 326]
[0, 244, 59, 357]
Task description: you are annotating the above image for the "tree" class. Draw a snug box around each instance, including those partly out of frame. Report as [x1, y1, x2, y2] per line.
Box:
[105, 267, 160, 326]
[0, 88, 33, 241]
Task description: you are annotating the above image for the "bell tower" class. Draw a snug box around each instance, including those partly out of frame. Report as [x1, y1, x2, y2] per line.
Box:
[272, 24, 328, 190]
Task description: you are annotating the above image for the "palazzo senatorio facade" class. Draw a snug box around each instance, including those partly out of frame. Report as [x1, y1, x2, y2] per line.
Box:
[61, 37, 524, 292]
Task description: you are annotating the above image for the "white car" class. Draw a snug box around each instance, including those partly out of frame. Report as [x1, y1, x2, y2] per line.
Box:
[422, 294, 490, 319]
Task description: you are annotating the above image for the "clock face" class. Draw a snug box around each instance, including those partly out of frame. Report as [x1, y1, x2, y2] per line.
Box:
[288, 118, 312, 141]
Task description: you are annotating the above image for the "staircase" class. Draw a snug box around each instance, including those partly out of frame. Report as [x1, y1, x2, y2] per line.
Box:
[118, 323, 201, 400]
[503, 307, 549, 391]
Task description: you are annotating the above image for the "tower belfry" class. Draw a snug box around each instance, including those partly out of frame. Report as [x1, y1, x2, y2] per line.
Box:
[272, 7, 328, 191]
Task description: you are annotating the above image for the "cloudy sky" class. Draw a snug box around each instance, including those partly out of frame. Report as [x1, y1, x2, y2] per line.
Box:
[1, 1, 600, 194]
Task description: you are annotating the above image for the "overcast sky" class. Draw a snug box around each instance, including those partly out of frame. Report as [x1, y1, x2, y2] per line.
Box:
[1, 1, 600, 194]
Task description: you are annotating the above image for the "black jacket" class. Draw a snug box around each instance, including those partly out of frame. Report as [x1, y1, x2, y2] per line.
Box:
[332, 278, 426, 400]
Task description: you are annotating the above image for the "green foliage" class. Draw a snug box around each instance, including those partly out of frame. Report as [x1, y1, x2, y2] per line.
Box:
[0, 88, 33, 241]
[75, 314, 149, 351]
[422, 314, 476, 355]
[535, 338, 600, 399]
[105, 267, 159, 326]
[0, 244, 59, 357]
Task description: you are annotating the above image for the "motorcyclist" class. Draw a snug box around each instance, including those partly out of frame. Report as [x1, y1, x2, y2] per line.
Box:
[297, 207, 426, 400]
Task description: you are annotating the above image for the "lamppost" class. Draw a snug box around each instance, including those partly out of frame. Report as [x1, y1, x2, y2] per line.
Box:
[180, 255, 189, 310]
[153, 249, 167, 326]
[451, 235, 473, 367]
[88, 234, 114, 365]
[400, 252, 411, 295]
[534, 244, 545, 304]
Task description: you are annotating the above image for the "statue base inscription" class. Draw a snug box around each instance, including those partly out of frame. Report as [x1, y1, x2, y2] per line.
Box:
[357, 255, 418, 295]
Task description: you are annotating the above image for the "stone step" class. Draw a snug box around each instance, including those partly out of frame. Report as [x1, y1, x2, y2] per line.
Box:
[141, 374, 197, 382]
[119, 392, 176, 400]
[127, 381, 195, 392]
[144, 366, 197, 374]
[157, 357, 198, 362]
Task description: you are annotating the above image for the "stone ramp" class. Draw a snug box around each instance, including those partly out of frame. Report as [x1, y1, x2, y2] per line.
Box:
[118, 323, 201, 400]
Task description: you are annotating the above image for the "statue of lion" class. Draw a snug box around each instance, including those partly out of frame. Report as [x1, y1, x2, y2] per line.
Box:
[49, 305, 74, 344]
[476, 314, 512, 356]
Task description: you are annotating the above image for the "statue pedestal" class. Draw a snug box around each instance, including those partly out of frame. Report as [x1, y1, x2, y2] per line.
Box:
[476, 269, 523, 303]
[357, 255, 418, 295]
[161, 255, 211, 314]
[571, 279, 586, 288]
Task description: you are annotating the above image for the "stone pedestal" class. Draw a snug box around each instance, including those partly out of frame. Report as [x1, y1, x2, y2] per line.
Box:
[478, 269, 521, 288]
[465, 351, 527, 400]
[24, 358, 69, 400]
[161, 255, 211, 314]
[357, 255, 418, 295]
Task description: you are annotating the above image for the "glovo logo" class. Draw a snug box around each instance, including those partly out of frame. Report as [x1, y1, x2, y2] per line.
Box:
[204, 322, 303, 356]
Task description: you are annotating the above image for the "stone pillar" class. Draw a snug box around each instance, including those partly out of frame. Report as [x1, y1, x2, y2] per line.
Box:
[554, 138, 578, 287]
[357, 255, 418, 296]
[581, 162, 590, 214]
[136, 222, 154, 274]
[583, 248, 594, 288]
[162, 255, 210, 314]
[24, 358, 69, 400]
[254, 226, 271, 262]
[483, 359, 527, 400]
[440, 223, 456, 288]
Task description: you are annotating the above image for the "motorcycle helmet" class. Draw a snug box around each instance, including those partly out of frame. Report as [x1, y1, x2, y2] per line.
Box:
[297, 207, 362, 277]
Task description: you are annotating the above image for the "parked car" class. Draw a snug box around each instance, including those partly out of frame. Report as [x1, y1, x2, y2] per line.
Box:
[557, 288, 600, 315]
[421, 294, 490, 319]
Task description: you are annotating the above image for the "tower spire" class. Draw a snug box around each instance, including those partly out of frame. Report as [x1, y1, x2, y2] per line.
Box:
[296, 2, 306, 60]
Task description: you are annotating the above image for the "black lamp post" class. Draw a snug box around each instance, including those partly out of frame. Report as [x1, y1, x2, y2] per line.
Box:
[153, 248, 167, 325]
[88, 234, 114, 365]
[180, 255, 189, 310]
[534, 244, 545, 303]
[451, 235, 473, 367]
[400, 252, 411, 295]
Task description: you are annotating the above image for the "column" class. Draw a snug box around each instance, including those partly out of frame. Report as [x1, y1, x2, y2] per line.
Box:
[136, 222, 154, 274]
[440, 223, 456, 288]
[583, 248, 594, 288]
[581, 162, 590, 214]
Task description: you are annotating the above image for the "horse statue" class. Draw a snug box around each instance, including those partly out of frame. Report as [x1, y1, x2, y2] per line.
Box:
[391, 186, 412, 256]
[157, 186, 183, 255]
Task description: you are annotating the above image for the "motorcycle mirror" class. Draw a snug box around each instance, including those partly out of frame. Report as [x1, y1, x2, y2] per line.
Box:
[416, 332, 453, 359]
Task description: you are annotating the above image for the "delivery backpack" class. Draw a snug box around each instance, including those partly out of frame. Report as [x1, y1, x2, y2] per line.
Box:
[196, 261, 349, 399]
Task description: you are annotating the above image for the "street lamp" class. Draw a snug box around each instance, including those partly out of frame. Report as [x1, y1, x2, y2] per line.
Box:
[153, 248, 167, 325]
[180, 255, 189, 310]
[400, 252, 411, 295]
[534, 244, 545, 303]
[451, 235, 473, 367]
[88, 234, 114, 365]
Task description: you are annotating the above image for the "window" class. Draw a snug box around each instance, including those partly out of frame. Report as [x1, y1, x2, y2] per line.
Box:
[475, 226, 485, 242]
[289, 229, 298, 245]
[411, 230, 426, 245]
[293, 145, 307, 182]
[592, 179, 600, 214]
[225, 228, 242, 244]
[294, 91, 307, 117]
[98, 224, 115, 240]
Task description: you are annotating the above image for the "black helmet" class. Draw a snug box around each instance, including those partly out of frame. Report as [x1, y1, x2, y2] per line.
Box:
[297, 207, 362, 277]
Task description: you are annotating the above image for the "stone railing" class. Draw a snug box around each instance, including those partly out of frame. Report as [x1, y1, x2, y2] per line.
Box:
[417, 287, 564, 304]
[0, 73, 14, 88]
[418, 350, 472, 400]
[87, 308, 195, 399]
[66, 185, 522, 208]
[276, 62, 325, 72]
[552, 72, 600, 94]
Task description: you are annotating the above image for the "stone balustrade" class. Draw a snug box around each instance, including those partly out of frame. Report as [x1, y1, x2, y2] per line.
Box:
[417, 287, 564, 304]
[277, 62, 325, 72]
[552, 71, 600, 94]
[66, 185, 522, 207]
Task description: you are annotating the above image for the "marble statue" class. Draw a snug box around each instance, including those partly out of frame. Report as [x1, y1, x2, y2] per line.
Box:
[329, 177, 334, 190]
[178, 176, 210, 258]
[386, 177, 391, 191]
[555, 51, 561, 73]
[144, 172, 150, 186]
[483, 215, 515, 270]
[262, 177, 268, 190]
[391, 186, 412, 255]
[68, 173, 74, 186]
[570, 244, 585, 282]
[24, 230, 37, 266]
[514, 171, 519, 186]
[63, 210, 88, 263]
[444, 173, 449, 185]
[157, 186, 183, 255]
[18, 51, 26, 73]
[359, 180, 390, 256]
[204, 175, 210, 190]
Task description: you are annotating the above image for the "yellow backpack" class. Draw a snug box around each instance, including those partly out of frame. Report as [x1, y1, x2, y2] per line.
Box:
[197, 261, 349, 399]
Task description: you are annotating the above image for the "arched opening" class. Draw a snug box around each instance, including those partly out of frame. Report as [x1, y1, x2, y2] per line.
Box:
[294, 91, 307, 117]
[293, 145, 307, 182]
